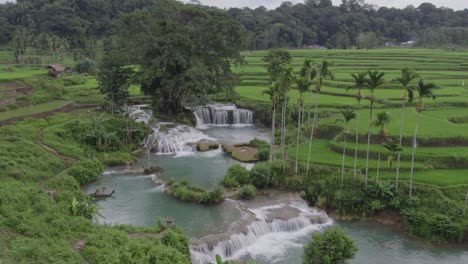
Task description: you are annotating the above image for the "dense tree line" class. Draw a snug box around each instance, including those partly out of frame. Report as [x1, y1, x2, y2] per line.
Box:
[226, 0, 468, 49]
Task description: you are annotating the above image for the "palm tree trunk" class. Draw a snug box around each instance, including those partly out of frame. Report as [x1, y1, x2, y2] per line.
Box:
[282, 96, 287, 170]
[395, 101, 406, 191]
[464, 190, 468, 216]
[295, 102, 302, 174]
[409, 110, 421, 196]
[353, 112, 360, 180]
[364, 100, 374, 187]
[341, 132, 347, 184]
[270, 96, 276, 165]
[306, 90, 320, 173]
[376, 143, 382, 182]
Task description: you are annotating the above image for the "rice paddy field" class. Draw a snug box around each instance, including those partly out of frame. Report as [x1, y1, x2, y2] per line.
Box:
[235, 48, 468, 187]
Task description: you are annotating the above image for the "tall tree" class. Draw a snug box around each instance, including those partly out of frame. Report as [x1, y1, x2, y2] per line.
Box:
[364, 70, 385, 187]
[278, 66, 294, 170]
[347, 72, 368, 179]
[383, 139, 404, 186]
[409, 80, 437, 196]
[392, 67, 419, 191]
[337, 108, 356, 183]
[97, 55, 134, 114]
[263, 49, 292, 165]
[372, 111, 391, 182]
[294, 59, 315, 173]
[306, 60, 333, 173]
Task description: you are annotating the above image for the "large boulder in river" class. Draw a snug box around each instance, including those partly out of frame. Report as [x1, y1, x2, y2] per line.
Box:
[222, 144, 259, 162]
[196, 139, 219, 152]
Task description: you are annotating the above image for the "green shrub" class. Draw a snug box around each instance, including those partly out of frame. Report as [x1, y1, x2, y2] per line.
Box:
[75, 59, 97, 75]
[250, 163, 272, 188]
[200, 188, 224, 204]
[303, 228, 357, 264]
[221, 164, 250, 188]
[63, 75, 87, 86]
[69, 159, 103, 185]
[255, 147, 270, 161]
[238, 184, 256, 199]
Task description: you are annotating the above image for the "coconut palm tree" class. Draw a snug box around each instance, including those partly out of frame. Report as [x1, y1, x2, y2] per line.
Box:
[277, 66, 294, 170]
[306, 60, 334, 174]
[263, 82, 280, 165]
[347, 72, 368, 179]
[383, 139, 404, 185]
[300, 59, 316, 124]
[372, 111, 391, 182]
[393, 67, 419, 191]
[337, 109, 357, 183]
[464, 190, 468, 216]
[364, 70, 385, 187]
[409, 80, 437, 196]
[294, 59, 315, 173]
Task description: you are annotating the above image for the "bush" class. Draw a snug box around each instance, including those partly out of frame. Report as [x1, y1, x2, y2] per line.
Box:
[250, 163, 272, 188]
[303, 228, 357, 264]
[68, 159, 103, 185]
[255, 147, 270, 161]
[238, 184, 256, 200]
[75, 59, 97, 75]
[200, 188, 224, 204]
[221, 164, 250, 188]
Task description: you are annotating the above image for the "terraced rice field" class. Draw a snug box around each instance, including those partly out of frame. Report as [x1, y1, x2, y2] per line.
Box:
[235, 48, 468, 187]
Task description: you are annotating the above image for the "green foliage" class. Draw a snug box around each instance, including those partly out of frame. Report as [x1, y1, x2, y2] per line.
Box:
[69, 159, 103, 185]
[75, 59, 97, 75]
[221, 164, 250, 188]
[168, 180, 224, 205]
[238, 184, 257, 200]
[63, 75, 87, 86]
[250, 163, 273, 188]
[303, 228, 358, 264]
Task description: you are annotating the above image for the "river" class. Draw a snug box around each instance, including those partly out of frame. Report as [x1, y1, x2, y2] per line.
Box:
[84, 105, 468, 264]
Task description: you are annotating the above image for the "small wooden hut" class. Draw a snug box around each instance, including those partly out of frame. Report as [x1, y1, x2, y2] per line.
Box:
[46, 64, 65, 78]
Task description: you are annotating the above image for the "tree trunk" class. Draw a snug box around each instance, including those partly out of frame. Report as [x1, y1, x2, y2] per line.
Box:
[306, 90, 320, 173]
[353, 112, 360, 180]
[364, 100, 374, 187]
[464, 190, 468, 216]
[270, 96, 276, 165]
[409, 110, 421, 196]
[282, 96, 287, 170]
[295, 102, 302, 174]
[376, 143, 382, 182]
[341, 132, 347, 184]
[395, 100, 406, 191]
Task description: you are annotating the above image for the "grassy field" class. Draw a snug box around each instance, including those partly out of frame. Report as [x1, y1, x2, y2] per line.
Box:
[236, 48, 468, 187]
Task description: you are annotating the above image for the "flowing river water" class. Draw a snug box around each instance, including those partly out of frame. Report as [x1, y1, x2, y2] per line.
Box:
[84, 105, 468, 264]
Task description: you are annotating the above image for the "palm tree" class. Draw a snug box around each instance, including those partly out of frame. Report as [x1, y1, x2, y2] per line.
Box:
[364, 70, 385, 187]
[347, 72, 368, 179]
[294, 60, 315, 173]
[306, 60, 334, 173]
[277, 66, 294, 170]
[337, 109, 356, 183]
[393, 67, 419, 191]
[409, 80, 437, 196]
[464, 190, 468, 216]
[300, 59, 316, 124]
[264, 82, 280, 165]
[372, 112, 391, 182]
[383, 139, 404, 187]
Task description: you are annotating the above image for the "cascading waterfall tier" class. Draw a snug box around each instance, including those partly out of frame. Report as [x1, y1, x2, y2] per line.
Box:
[194, 104, 253, 128]
[129, 105, 212, 154]
[144, 123, 212, 154]
[190, 201, 332, 264]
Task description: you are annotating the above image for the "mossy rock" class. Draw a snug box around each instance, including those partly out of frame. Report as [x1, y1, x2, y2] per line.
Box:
[196, 139, 219, 152]
[222, 144, 259, 162]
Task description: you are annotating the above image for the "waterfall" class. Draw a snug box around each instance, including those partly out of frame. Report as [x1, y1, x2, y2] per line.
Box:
[194, 104, 253, 128]
[144, 123, 212, 154]
[190, 203, 332, 264]
[129, 105, 152, 124]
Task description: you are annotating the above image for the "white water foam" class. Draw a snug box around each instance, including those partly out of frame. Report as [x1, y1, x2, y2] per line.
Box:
[194, 104, 253, 129]
[190, 201, 332, 264]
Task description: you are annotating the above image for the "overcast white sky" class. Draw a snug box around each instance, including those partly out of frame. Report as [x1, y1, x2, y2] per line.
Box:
[0, 0, 465, 10]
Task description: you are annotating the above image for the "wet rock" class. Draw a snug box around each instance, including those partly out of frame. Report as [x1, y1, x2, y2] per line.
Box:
[222, 144, 259, 162]
[196, 139, 219, 152]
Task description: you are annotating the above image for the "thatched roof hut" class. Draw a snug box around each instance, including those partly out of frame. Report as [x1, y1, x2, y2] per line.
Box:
[46, 64, 65, 78]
